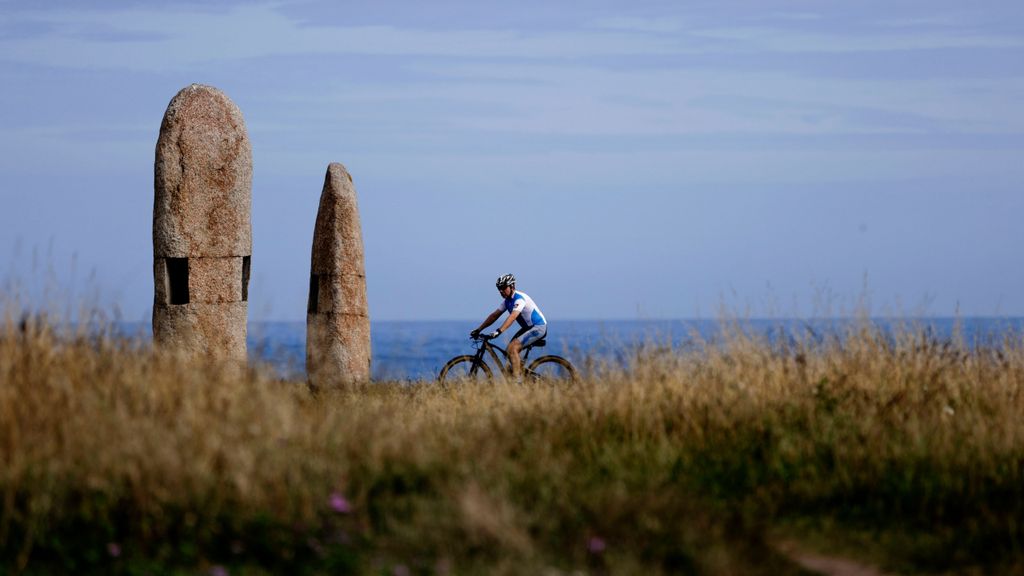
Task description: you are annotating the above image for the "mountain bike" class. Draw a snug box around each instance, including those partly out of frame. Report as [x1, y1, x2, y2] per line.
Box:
[438, 333, 578, 384]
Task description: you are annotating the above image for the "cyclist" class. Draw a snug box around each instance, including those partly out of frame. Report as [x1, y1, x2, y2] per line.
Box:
[470, 273, 547, 381]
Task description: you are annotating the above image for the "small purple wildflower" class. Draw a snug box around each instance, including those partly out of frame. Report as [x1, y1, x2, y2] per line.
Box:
[209, 565, 229, 576]
[329, 492, 352, 514]
[107, 542, 121, 558]
[588, 536, 607, 554]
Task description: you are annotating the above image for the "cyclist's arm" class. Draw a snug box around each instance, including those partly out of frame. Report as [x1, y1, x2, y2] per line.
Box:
[495, 309, 520, 334]
[474, 309, 503, 333]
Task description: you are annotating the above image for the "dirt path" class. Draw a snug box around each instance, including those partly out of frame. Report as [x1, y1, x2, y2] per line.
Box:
[775, 540, 893, 576]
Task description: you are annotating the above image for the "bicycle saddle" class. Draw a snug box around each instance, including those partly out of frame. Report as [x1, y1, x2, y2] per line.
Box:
[526, 338, 546, 349]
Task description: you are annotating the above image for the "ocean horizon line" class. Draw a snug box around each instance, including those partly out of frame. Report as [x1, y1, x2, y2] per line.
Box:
[103, 315, 1024, 327]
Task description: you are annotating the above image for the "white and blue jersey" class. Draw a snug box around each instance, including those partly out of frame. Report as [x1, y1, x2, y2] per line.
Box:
[497, 290, 547, 329]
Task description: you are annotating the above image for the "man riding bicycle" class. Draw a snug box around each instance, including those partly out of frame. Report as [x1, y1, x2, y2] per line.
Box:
[470, 274, 547, 381]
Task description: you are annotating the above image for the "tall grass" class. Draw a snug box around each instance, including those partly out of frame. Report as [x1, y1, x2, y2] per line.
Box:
[2, 308, 1024, 574]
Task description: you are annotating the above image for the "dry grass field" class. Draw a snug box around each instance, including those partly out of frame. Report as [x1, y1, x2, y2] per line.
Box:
[2, 308, 1024, 574]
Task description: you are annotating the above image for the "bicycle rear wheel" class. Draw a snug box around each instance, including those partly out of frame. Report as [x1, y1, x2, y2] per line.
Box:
[438, 355, 493, 384]
[526, 355, 578, 383]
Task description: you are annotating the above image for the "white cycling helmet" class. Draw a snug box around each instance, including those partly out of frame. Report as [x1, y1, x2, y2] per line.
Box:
[495, 273, 516, 290]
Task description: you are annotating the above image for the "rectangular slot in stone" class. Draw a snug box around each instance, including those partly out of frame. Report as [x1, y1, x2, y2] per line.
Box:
[242, 255, 251, 302]
[308, 274, 319, 314]
[166, 258, 190, 305]
[317, 274, 334, 313]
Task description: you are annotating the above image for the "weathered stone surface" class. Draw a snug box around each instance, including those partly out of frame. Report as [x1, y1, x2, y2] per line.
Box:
[154, 258, 171, 306]
[188, 257, 244, 303]
[154, 84, 252, 258]
[310, 164, 365, 277]
[307, 163, 371, 386]
[153, 302, 248, 359]
[314, 273, 369, 316]
[153, 84, 251, 360]
[307, 314, 372, 382]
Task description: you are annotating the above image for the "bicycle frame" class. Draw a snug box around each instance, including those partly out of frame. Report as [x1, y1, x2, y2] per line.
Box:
[470, 336, 538, 376]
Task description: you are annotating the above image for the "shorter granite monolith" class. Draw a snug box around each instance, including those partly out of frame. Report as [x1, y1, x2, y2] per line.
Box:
[306, 163, 371, 386]
[152, 84, 252, 360]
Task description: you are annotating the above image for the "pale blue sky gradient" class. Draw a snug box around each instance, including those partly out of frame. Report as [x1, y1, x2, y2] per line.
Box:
[1, 1, 1022, 320]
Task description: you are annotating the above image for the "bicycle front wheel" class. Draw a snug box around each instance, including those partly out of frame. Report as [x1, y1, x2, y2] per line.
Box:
[526, 355, 578, 383]
[438, 355, 493, 385]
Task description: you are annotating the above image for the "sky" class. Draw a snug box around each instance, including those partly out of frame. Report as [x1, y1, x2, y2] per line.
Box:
[1, 0, 1022, 321]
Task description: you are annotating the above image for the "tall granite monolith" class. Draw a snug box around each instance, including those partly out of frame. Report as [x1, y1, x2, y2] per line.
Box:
[306, 163, 371, 386]
[153, 84, 252, 360]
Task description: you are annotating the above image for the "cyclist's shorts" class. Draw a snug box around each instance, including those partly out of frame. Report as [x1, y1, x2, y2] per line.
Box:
[518, 324, 547, 348]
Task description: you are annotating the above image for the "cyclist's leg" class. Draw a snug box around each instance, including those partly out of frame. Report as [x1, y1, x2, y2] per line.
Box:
[513, 325, 547, 376]
[507, 326, 530, 377]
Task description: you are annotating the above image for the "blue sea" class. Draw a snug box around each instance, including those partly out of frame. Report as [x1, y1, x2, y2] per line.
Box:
[237, 318, 1024, 381]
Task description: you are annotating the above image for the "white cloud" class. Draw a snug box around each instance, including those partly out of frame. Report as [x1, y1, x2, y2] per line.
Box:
[0, 4, 697, 71]
[3, 2, 1022, 73]
[768, 12, 823, 22]
[3, 2, 1023, 152]
[364, 61, 1024, 136]
[585, 16, 686, 34]
[874, 15, 969, 29]
[691, 26, 1024, 53]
